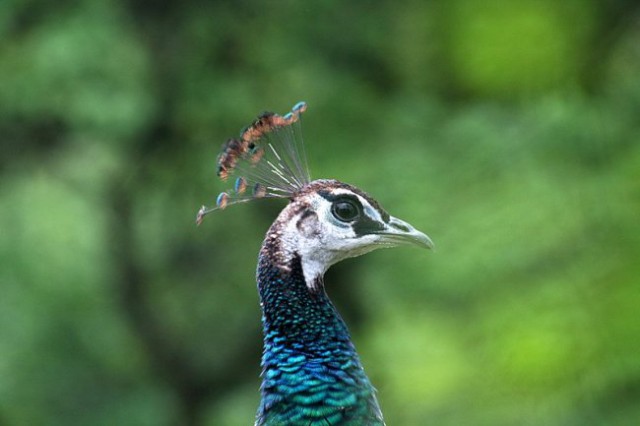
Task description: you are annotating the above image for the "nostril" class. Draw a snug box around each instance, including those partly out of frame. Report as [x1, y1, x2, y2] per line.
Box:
[391, 221, 410, 232]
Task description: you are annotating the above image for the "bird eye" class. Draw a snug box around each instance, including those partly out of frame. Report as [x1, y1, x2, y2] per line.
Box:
[331, 199, 359, 222]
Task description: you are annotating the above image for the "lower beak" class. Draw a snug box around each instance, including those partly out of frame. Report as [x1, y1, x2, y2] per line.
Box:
[378, 216, 434, 249]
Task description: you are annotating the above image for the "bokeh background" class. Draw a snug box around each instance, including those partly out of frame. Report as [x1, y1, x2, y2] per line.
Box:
[1, 0, 639, 425]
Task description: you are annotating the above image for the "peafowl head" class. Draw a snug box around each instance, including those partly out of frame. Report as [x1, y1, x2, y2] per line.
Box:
[197, 102, 432, 288]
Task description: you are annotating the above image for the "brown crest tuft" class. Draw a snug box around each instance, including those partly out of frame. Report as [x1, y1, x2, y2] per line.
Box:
[197, 102, 311, 224]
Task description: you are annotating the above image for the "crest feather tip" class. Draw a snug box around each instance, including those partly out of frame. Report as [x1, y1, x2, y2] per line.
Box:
[216, 192, 229, 209]
[196, 206, 207, 226]
[293, 101, 307, 113]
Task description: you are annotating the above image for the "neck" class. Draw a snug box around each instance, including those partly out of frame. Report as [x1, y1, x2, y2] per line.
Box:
[255, 248, 384, 425]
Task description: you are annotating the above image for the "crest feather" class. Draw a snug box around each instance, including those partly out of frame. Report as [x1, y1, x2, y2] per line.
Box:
[197, 102, 311, 225]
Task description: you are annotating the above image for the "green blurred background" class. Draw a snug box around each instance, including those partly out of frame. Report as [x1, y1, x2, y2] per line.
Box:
[1, 1, 639, 425]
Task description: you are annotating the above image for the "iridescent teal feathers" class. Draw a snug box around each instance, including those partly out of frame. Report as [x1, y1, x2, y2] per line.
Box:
[256, 256, 384, 426]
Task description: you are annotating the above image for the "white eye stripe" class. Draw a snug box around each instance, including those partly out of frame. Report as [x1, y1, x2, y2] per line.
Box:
[363, 203, 382, 222]
[330, 188, 355, 195]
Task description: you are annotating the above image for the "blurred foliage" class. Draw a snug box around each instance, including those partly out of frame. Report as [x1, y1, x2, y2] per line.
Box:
[1, 1, 639, 425]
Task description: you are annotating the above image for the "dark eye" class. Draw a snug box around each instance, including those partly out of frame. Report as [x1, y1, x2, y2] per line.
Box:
[331, 200, 359, 222]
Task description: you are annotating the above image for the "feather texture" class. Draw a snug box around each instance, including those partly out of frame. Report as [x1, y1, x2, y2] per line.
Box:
[255, 250, 384, 426]
[197, 102, 310, 225]
[198, 102, 432, 425]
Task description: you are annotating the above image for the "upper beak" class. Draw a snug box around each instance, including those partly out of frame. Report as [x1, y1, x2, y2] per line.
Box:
[378, 216, 434, 249]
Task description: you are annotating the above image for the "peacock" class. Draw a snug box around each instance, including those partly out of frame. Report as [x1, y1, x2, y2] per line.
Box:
[197, 102, 433, 425]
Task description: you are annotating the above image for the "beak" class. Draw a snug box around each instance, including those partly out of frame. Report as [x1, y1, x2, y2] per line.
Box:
[377, 216, 434, 249]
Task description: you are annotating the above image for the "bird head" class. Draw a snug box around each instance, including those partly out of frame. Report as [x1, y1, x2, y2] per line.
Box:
[197, 102, 432, 287]
[265, 179, 432, 288]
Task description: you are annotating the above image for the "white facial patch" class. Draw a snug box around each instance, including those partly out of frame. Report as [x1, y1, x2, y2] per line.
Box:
[294, 193, 357, 289]
[273, 188, 390, 291]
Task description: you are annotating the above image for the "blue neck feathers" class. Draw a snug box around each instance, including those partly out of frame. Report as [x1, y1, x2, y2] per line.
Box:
[255, 251, 385, 426]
